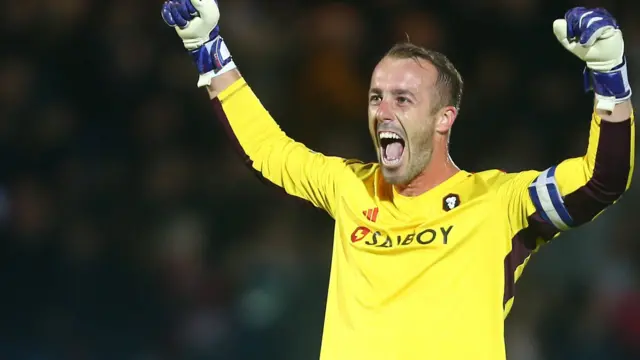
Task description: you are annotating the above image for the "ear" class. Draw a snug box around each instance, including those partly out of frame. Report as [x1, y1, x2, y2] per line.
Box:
[434, 106, 457, 134]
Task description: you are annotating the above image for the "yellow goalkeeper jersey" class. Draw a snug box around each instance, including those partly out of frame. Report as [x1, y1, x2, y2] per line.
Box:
[213, 78, 634, 360]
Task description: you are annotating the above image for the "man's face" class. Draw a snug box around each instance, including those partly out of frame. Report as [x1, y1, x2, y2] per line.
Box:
[368, 56, 441, 185]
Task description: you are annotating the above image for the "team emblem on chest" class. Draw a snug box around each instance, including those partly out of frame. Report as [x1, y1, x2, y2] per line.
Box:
[443, 193, 461, 211]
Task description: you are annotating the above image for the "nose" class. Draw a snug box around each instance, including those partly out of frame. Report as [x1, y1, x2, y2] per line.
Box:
[375, 98, 394, 124]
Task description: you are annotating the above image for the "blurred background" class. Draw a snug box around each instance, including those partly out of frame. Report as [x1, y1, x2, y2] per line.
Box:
[0, 0, 639, 359]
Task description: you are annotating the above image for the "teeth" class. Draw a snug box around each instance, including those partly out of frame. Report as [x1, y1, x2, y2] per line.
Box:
[379, 131, 401, 140]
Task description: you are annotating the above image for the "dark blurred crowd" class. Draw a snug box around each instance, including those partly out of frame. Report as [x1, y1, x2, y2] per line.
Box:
[0, 0, 639, 359]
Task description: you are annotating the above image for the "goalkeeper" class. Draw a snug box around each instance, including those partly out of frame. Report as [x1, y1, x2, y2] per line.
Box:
[161, 2, 634, 359]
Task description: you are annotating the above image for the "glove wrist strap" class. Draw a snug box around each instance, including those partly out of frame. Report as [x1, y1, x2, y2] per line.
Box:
[189, 35, 237, 87]
[583, 58, 632, 112]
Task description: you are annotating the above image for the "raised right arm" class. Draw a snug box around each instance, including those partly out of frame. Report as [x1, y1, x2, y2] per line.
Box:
[161, 0, 359, 217]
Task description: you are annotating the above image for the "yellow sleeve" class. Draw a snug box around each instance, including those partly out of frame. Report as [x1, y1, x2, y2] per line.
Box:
[212, 77, 352, 218]
[500, 111, 635, 247]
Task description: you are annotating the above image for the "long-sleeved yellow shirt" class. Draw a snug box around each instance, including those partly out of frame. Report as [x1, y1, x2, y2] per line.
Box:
[212, 77, 634, 360]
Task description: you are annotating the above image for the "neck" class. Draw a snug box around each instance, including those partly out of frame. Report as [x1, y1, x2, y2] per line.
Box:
[394, 145, 460, 197]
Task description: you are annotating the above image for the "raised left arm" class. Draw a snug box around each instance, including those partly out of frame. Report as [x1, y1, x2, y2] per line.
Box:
[529, 7, 635, 231]
[501, 7, 634, 242]
[490, 8, 634, 316]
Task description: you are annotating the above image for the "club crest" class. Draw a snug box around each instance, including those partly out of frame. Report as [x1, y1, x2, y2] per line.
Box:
[443, 193, 461, 211]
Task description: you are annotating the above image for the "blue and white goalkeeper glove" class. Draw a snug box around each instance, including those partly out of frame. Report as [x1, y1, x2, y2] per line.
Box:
[553, 7, 631, 112]
[161, 0, 236, 87]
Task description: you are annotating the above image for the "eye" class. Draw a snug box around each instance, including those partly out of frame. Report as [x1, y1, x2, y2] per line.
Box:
[396, 96, 411, 105]
[369, 94, 381, 104]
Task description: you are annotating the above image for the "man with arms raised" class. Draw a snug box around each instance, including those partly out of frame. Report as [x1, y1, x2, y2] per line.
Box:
[161, 2, 634, 359]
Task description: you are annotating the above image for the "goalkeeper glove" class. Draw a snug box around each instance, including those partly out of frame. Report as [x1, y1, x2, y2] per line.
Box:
[553, 7, 632, 112]
[161, 0, 236, 87]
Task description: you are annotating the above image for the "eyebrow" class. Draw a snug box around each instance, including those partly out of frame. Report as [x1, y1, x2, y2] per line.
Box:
[369, 87, 417, 98]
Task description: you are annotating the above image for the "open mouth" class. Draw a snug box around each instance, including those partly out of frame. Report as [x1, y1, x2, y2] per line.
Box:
[378, 131, 406, 167]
